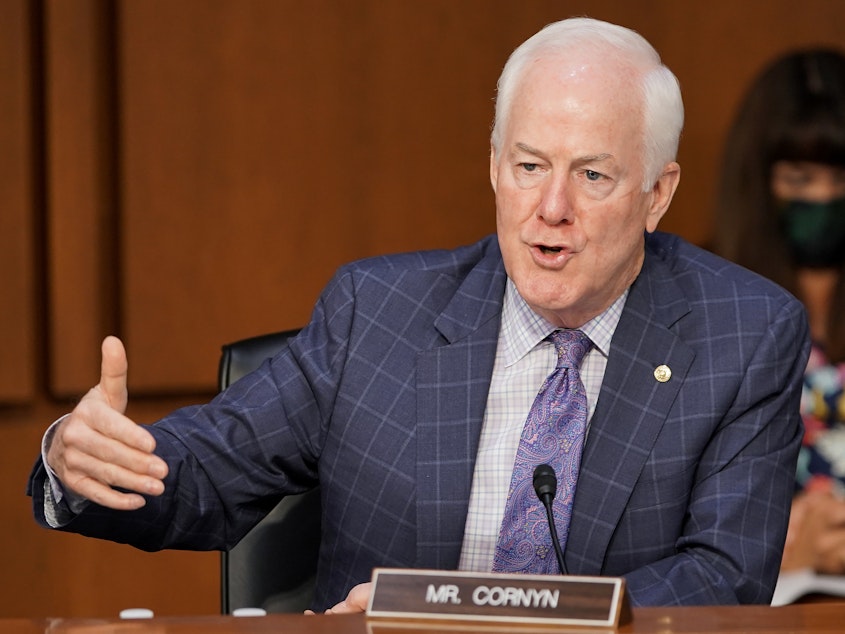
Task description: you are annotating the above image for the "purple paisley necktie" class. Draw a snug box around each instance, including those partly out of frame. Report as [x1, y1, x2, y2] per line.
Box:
[492, 329, 592, 574]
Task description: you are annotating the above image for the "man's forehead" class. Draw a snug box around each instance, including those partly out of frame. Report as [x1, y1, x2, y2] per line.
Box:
[507, 80, 643, 138]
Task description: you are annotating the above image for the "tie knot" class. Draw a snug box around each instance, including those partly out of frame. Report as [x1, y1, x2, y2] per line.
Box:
[550, 329, 592, 369]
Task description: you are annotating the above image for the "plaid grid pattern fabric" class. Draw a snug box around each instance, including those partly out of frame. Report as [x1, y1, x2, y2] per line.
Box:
[28, 232, 810, 608]
[493, 329, 592, 574]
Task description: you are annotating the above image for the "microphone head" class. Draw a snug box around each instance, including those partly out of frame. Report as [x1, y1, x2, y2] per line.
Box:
[533, 464, 558, 501]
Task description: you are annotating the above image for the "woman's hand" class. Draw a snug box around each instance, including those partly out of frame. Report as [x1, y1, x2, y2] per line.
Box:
[782, 490, 845, 574]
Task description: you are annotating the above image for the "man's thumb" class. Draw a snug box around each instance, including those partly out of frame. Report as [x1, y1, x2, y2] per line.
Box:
[100, 335, 129, 413]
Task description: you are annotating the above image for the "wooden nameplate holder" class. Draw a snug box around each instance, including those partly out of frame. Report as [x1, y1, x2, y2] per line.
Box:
[366, 568, 631, 629]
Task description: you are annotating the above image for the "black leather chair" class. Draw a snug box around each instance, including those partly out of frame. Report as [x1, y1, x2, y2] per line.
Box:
[218, 329, 321, 614]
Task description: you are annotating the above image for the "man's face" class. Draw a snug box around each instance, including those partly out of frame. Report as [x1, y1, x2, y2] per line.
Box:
[492, 56, 679, 328]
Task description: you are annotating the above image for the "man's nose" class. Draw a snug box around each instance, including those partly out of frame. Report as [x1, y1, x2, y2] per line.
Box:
[537, 176, 573, 224]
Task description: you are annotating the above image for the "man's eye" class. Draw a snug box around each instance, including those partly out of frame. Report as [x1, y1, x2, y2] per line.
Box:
[585, 169, 603, 181]
[520, 163, 539, 172]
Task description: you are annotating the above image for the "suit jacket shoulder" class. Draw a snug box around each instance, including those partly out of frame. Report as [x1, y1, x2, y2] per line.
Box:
[643, 230, 802, 303]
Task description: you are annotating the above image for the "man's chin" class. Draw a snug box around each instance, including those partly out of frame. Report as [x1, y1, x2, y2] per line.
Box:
[521, 294, 582, 328]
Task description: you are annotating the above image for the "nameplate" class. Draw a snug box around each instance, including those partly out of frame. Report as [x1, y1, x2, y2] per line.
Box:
[366, 568, 631, 628]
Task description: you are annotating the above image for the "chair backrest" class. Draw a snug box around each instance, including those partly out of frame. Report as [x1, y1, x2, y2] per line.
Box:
[218, 329, 321, 614]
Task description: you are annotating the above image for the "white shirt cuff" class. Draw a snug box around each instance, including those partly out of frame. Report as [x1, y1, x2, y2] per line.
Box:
[41, 415, 90, 526]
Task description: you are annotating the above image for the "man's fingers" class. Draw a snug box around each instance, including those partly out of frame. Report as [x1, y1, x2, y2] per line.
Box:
[71, 397, 159, 457]
[346, 582, 372, 611]
[60, 416, 167, 486]
[61, 473, 151, 511]
[99, 335, 129, 413]
[47, 401, 168, 509]
[64, 455, 165, 498]
[324, 582, 372, 614]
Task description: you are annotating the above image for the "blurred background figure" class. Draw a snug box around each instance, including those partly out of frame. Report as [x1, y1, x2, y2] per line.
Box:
[714, 48, 845, 581]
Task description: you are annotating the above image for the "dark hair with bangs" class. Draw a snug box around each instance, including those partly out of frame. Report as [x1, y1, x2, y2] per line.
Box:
[768, 55, 845, 166]
[714, 48, 845, 361]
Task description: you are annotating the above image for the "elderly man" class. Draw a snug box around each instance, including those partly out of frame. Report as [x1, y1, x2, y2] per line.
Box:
[30, 17, 809, 610]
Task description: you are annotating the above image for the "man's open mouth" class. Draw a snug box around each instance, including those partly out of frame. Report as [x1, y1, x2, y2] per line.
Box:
[538, 246, 563, 254]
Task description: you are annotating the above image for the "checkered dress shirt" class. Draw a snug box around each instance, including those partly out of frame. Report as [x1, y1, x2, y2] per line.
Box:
[458, 279, 625, 571]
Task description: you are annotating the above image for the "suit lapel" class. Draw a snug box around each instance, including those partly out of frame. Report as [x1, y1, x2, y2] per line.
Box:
[565, 248, 695, 574]
[415, 249, 507, 569]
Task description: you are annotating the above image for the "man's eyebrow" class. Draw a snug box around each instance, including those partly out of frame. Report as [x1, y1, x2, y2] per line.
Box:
[514, 142, 543, 156]
[513, 144, 614, 164]
[575, 153, 613, 163]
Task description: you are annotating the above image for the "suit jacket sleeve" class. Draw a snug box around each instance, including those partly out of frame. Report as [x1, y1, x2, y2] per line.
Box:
[27, 262, 358, 542]
[26, 236, 505, 611]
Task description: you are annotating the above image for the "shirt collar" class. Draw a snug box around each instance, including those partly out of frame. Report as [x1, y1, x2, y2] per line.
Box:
[500, 278, 626, 367]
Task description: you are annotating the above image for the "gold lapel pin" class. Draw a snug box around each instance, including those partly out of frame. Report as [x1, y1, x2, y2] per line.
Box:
[654, 364, 671, 383]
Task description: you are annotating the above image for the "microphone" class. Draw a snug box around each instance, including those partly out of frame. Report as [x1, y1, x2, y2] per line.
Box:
[533, 464, 568, 575]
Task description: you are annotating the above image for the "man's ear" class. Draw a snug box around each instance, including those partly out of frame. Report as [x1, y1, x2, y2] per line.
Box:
[645, 162, 681, 233]
[489, 144, 499, 192]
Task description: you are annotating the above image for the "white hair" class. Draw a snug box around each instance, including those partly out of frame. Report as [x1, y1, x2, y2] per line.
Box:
[490, 17, 684, 190]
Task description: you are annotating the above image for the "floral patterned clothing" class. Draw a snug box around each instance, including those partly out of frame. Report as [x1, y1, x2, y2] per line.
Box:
[797, 344, 845, 496]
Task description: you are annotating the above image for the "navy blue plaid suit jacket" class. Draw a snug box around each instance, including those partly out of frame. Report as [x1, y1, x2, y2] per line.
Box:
[30, 231, 809, 608]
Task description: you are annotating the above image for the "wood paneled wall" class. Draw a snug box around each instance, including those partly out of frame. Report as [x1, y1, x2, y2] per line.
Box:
[0, 0, 35, 402]
[2, 0, 843, 619]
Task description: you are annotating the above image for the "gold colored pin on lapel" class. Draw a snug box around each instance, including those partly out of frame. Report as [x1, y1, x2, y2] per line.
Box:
[654, 364, 671, 383]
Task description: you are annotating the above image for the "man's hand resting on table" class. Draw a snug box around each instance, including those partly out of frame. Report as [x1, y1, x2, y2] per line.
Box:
[45, 336, 168, 510]
[305, 582, 372, 614]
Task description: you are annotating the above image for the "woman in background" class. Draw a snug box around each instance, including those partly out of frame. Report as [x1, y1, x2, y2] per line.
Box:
[714, 48, 845, 577]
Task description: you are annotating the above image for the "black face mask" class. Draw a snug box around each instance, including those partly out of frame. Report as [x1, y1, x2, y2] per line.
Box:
[779, 197, 845, 268]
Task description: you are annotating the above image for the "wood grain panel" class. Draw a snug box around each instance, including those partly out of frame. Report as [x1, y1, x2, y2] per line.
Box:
[44, 0, 118, 397]
[0, 0, 35, 402]
[118, 1, 501, 392]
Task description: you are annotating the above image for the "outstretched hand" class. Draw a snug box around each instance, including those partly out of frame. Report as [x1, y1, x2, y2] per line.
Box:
[45, 336, 168, 510]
